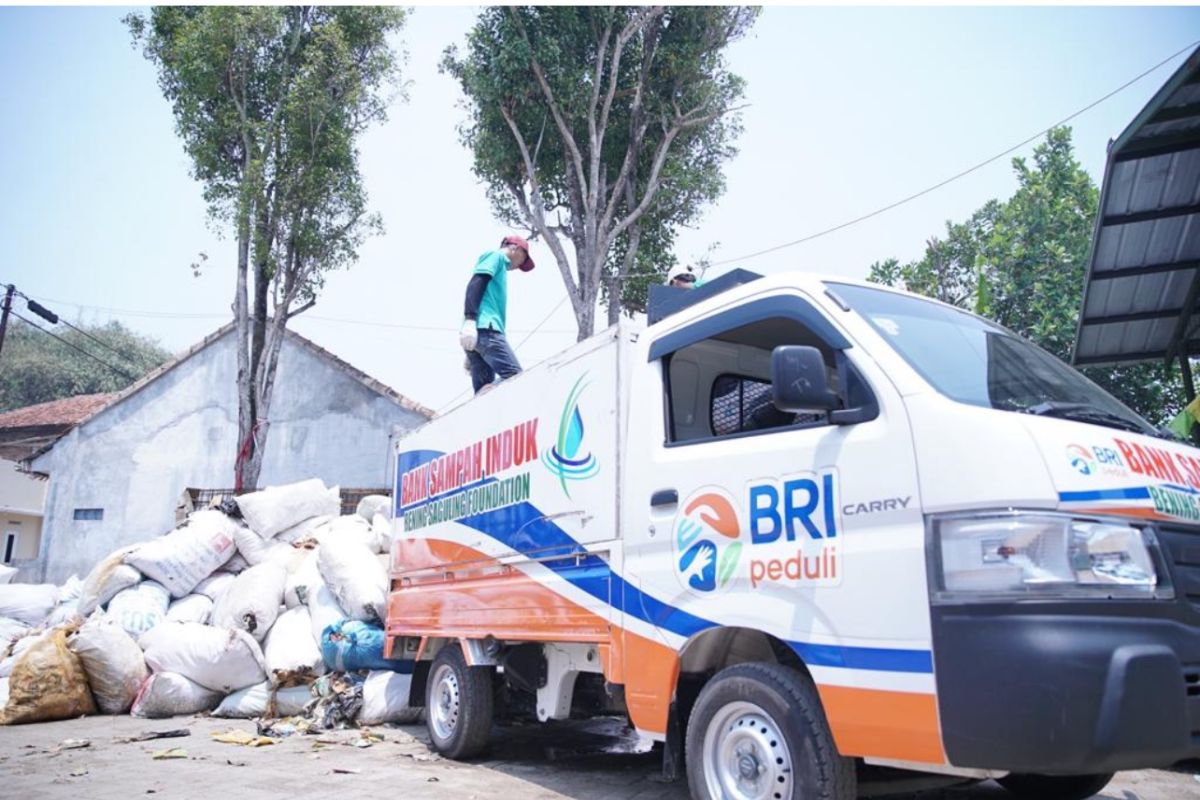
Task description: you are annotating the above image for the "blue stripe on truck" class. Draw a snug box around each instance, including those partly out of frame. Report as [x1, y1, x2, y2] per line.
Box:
[394, 449, 933, 675]
[453, 500, 934, 675]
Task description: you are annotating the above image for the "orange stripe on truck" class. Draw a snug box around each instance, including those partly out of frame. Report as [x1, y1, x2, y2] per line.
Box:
[389, 537, 944, 755]
[817, 684, 946, 764]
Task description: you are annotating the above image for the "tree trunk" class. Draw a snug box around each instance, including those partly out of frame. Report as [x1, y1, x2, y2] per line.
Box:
[605, 276, 620, 327]
[233, 190, 254, 491]
[576, 300, 595, 343]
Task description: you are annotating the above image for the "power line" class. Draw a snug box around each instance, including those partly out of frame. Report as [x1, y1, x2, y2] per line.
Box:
[710, 39, 1200, 268]
[20, 293, 576, 335]
[9, 311, 138, 382]
[2, 285, 162, 375]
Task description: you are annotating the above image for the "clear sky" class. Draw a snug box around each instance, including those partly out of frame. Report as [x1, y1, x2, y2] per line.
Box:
[1, 5, 1198, 411]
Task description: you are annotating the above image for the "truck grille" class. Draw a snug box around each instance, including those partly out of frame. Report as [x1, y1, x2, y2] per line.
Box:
[1156, 524, 1200, 617]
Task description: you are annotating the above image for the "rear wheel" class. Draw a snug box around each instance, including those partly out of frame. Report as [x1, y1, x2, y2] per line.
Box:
[998, 772, 1114, 800]
[425, 643, 493, 759]
[685, 662, 855, 800]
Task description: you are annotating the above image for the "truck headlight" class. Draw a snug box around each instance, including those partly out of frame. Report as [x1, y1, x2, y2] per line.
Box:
[929, 512, 1173, 603]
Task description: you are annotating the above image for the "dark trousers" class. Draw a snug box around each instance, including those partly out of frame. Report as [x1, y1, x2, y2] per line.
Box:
[467, 328, 522, 393]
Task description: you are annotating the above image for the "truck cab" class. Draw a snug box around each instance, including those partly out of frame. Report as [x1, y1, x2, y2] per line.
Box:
[386, 271, 1200, 800]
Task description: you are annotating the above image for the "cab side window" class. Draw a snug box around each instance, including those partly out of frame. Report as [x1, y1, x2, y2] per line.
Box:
[664, 315, 839, 444]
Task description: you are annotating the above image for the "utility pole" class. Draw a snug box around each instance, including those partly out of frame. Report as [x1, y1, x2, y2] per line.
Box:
[0, 284, 14, 359]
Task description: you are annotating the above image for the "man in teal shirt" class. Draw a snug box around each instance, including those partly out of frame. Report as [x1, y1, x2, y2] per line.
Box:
[459, 235, 535, 394]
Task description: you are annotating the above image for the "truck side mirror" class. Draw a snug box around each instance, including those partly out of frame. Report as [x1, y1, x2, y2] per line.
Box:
[771, 345, 839, 413]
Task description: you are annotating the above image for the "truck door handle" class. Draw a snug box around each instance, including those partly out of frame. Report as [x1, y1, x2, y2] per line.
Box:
[650, 489, 678, 508]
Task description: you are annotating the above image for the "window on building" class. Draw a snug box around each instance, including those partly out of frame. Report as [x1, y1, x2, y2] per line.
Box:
[73, 508, 104, 521]
[3, 532, 16, 564]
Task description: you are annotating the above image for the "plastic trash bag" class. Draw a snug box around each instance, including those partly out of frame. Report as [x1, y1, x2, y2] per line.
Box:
[319, 620, 397, 672]
[0, 625, 96, 724]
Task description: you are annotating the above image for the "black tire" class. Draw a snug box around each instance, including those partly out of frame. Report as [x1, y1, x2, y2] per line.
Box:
[998, 772, 1115, 800]
[685, 662, 855, 800]
[424, 643, 494, 759]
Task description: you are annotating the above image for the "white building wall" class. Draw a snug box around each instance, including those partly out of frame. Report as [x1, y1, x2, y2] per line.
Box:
[32, 332, 427, 583]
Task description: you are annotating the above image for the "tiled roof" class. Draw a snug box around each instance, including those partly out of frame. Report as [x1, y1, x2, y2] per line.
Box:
[0, 393, 117, 430]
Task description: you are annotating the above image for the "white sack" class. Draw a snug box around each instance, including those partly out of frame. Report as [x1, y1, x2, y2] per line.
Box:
[0, 616, 30, 650]
[276, 515, 334, 545]
[211, 563, 287, 641]
[0, 583, 59, 626]
[126, 509, 238, 597]
[235, 525, 309, 571]
[69, 615, 148, 714]
[131, 672, 221, 719]
[1, 628, 47, 677]
[372, 513, 394, 551]
[106, 580, 170, 638]
[77, 548, 141, 616]
[0, 676, 8, 707]
[236, 479, 339, 540]
[166, 594, 213, 624]
[45, 600, 82, 628]
[355, 495, 391, 521]
[233, 525, 277, 566]
[213, 681, 311, 719]
[192, 571, 236, 603]
[284, 551, 322, 608]
[264, 543, 314, 574]
[307, 583, 347, 642]
[57, 575, 83, 604]
[139, 621, 266, 693]
[314, 515, 388, 554]
[223, 552, 250, 574]
[0, 564, 15, 584]
[318, 540, 386, 623]
[263, 606, 324, 684]
[360, 670, 422, 725]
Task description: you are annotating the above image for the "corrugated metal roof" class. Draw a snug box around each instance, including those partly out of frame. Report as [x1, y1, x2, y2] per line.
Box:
[1073, 46, 1200, 367]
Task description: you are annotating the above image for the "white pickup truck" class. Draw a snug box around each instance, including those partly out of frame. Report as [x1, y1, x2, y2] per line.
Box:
[386, 270, 1200, 800]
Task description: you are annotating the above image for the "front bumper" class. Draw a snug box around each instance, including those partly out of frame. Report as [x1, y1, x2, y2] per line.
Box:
[931, 601, 1200, 775]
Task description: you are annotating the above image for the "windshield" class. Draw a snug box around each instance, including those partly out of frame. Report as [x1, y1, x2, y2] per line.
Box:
[830, 282, 1157, 435]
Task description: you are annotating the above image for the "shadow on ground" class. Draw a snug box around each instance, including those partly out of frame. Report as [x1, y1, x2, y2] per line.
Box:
[450, 716, 1197, 800]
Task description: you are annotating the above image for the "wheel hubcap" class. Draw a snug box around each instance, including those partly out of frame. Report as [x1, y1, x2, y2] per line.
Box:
[703, 701, 792, 800]
[429, 663, 461, 742]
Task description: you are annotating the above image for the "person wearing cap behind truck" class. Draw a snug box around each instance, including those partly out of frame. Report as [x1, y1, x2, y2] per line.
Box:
[668, 270, 696, 289]
[459, 235, 535, 394]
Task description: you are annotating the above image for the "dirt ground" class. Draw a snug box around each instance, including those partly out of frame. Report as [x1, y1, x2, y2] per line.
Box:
[0, 714, 1195, 800]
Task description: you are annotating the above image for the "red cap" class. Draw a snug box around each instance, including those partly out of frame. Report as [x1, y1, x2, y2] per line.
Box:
[502, 235, 536, 272]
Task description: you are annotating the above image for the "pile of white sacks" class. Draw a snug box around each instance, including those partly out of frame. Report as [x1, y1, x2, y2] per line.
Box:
[0, 479, 416, 727]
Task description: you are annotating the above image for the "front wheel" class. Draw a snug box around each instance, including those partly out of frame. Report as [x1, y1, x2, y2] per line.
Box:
[685, 662, 855, 800]
[425, 643, 493, 759]
[998, 772, 1115, 800]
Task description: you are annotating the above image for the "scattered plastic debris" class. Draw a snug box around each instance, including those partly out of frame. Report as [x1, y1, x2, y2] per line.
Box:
[150, 748, 188, 760]
[211, 729, 277, 747]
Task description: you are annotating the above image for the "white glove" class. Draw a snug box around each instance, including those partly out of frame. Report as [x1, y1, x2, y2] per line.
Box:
[459, 319, 478, 352]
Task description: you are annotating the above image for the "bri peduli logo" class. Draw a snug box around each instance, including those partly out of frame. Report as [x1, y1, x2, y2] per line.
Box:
[1066, 444, 1096, 476]
[541, 374, 599, 497]
[673, 488, 743, 595]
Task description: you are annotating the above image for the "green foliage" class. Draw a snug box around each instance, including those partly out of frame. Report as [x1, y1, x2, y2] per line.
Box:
[0, 319, 172, 412]
[128, 7, 405, 298]
[868, 127, 1185, 425]
[443, 6, 756, 336]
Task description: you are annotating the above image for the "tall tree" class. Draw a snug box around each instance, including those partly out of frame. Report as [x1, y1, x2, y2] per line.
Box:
[128, 7, 405, 488]
[443, 6, 757, 341]
[0, 319, 171, 411]
[868, 127, 1185, 425]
